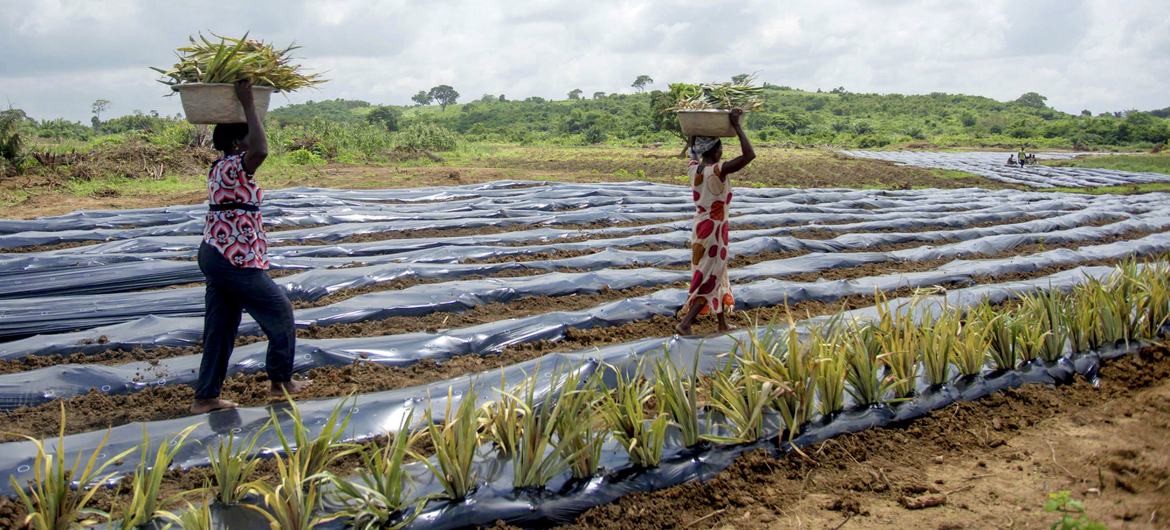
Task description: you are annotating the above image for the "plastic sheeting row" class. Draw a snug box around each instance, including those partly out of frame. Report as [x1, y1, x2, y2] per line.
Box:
[5, 181, 1157, 263]
[4, 231, 1170, 411]
[0, 197, 1155, 334]
[841, 150, 1170, 189]
[3, 210, 1168, 356]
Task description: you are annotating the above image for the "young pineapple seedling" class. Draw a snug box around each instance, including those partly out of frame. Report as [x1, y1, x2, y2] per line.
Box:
[417, 386, 482, 500]
[205, 419, 271, 505]
[507, 372, 571, 490]
[327, 411, 426, 530]
[653, 348, 703, 447]
[702, 360, 782, 445]
[874, 297, 920, 399]
[6, 403, 137, 530]
[919, 306, 958, 386]
[113, 423, 200, 529]
[952, 308, 991, 378]
[844, 322, 893, 406]
[598, 362, 669, 468]
[552, 370, 608, 480]
[813, 328, 849, 416]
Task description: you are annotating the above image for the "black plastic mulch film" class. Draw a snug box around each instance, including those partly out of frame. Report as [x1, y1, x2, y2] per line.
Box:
[0, 179, 1167, 528]
[842, 150, 1170, 189]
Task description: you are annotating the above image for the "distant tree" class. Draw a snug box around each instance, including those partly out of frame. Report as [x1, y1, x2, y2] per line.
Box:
[731, 73, 751, 84]
[960, 112, 977, 127]
[525, 96, 547, 104]
[568, 88, 583, 100]
[593, 91, 606, 100]
[1081, 109, 1092, 117]
[1014, 92, 1048, 109]
[498, 94, 507, 102]
[411, 90, 433, 106]
[91, 99, 110, 131]
[479, 94, 497, 104]
[648, 89, 681, 139]
[428, 85, 460, 111]
[830, 86, 847, 95]
[631, 75, 654, 92]
[366, 105, 403, 131]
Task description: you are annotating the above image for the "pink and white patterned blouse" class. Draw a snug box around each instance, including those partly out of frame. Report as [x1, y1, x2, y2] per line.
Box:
[203, 153, 269, 269]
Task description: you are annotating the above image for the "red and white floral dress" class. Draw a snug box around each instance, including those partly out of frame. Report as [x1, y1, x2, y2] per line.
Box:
[203, 153, 269, 269]
[683, 160, 734, 316]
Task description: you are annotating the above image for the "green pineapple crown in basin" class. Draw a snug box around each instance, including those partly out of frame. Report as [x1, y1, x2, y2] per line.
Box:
[151, 31, 326, 92]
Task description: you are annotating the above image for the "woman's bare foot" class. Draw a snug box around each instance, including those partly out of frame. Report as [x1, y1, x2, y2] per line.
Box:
[270, 379, 312, 399]
[675, 322, 693, 336]
[191, 398, 238, 414]
[717, 314, 735, 333]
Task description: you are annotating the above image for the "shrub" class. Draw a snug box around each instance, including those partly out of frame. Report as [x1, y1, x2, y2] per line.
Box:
[0, 109, 26, 165]
[287, 148, 326, 166]
[396, 122, 458, 152]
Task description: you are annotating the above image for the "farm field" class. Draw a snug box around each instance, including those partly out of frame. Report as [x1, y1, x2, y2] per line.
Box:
[5, 2, 1170, 527]
[0, 170, 1168, 528]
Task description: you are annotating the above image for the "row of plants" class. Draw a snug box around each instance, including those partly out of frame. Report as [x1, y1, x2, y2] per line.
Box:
[6, 260, 1168, 529]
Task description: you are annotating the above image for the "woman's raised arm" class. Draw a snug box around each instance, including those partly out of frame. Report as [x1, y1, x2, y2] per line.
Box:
[720, 108, 755, 175]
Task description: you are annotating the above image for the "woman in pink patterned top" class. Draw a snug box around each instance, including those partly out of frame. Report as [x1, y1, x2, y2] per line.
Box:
[192, 80, 309, 414]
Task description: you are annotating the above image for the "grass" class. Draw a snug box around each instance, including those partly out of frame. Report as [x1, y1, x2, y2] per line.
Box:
[5, 143, 1020, 219]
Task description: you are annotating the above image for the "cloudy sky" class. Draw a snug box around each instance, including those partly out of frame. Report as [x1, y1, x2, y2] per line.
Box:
[2, 0, 1167, 122]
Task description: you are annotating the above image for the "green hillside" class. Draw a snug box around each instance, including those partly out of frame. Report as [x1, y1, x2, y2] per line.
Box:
[269, 86, 1170, 150]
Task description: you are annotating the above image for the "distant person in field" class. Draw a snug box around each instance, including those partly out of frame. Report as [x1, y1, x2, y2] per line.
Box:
[193, 80, 309, 414]
[1027, 153, 1037, 165]
[1018, 146, 1027, 167]
[1007, 154, 1016, 166]
[676, 108, 755, 335]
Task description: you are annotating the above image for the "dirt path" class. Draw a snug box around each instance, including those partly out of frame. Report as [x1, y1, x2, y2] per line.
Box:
[560, 344, 1170, 530]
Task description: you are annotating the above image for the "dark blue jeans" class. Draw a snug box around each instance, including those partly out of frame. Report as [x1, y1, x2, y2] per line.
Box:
[195, 242, 295, 399]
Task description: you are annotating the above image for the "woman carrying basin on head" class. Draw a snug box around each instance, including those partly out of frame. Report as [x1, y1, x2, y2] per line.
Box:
[192, 80, 310, 414]
[675, 108, 755, 335]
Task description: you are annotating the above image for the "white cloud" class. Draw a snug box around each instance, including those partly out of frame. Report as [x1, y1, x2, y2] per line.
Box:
[0, 0, 1166, 122]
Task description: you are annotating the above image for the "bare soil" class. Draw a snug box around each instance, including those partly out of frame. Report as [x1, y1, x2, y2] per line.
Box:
[3, 344, 1164, 529]
[556, 344, 1170, 530]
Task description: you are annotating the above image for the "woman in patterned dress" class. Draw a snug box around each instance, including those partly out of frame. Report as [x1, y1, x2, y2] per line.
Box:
[191, 80, 309, 414]
[676, 108, 755, 335]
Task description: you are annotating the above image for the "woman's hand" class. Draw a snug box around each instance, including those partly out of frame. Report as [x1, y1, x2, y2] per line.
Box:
[234, 79, 255, 106]
[720, 108, 755, 176]
[729, 108, 744, 129]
